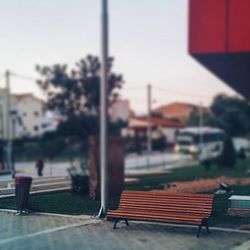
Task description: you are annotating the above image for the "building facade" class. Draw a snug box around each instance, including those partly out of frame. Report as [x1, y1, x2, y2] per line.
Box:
[189, 0, 250, 99]
[123, 115, 184, 152]
[12, 94, 44, 137]
[0, 90, 45, 139]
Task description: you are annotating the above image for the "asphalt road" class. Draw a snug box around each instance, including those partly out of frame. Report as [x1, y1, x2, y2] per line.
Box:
[0, 152, 191, 180]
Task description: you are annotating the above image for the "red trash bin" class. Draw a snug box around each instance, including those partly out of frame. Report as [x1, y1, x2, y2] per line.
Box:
[15, 176, 32, 214]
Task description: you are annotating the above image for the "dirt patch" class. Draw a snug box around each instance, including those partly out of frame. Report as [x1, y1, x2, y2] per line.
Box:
[163, 176, 250, 193]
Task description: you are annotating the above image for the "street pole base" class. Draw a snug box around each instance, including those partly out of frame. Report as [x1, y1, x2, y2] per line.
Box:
[16, 209, 31, 216]
[97, 206, 106, 218]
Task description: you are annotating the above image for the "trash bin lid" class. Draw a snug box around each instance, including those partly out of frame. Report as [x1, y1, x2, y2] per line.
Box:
[15, 176, 33, 184]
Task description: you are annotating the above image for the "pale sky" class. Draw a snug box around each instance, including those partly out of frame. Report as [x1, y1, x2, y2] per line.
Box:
[0, 0, 239, 113]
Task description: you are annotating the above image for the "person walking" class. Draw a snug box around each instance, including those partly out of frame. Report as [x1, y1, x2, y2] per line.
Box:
[36, 158, 44, 177]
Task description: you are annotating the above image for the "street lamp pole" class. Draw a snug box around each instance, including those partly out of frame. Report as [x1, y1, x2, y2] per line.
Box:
[147, 84, 152, 153]
[146, 84, 152, 169]
[98, 0, 109, 217]
[5, 70, 14, 177]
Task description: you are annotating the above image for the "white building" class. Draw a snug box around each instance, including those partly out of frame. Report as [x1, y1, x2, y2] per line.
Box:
[13, 93, 44, 137]
[0, 89, 45, 139]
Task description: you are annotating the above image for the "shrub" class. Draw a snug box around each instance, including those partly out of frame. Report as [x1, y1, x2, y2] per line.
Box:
[67, 159, 89, 195]
[219, 136, 236, 169]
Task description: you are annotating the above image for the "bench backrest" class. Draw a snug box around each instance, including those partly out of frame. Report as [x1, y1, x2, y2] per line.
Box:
[118, 190, 214, 218]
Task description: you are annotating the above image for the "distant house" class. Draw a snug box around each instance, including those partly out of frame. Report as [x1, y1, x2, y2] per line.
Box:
[153, 102, 202, 125]
[123, 115, 184, 152]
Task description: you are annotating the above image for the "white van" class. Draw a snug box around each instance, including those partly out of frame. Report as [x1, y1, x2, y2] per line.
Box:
[174, 127, 225, 161]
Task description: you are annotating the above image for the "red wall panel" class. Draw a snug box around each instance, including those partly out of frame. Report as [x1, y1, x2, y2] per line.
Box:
[189, 0, 226, 53]
[229, 0, 250, 52]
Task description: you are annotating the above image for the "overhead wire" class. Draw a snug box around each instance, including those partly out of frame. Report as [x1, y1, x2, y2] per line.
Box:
[11, 72, 38, 81]
[5, 71, 215, 103]
[123, 83, 213, 100]
[154, 86, 213, 99]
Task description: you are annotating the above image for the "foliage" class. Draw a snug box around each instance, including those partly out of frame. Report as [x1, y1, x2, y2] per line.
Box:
[36, 55, 124, 136]
[187, 94, 250, 138]
[238, 148, 246, 160]
[152, 135, 167, 151]
[200, 159, 212, 171]
[187, 109, 213, 127]
[210, 94, 250, 137]
[67, 158, 89, 194]
[218, 135, 236, 169]
[37, 55, 123, 115]
[0, 192, 100, 215]
[109, 119, 128, 136]
[57, 114, 99, 138]
[41, 136, 66, 160]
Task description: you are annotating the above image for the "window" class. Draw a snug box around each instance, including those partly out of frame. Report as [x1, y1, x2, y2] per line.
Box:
[23, 112, 27, 117]
[34, 111, 39, 117]
[34, 126, 39, 131]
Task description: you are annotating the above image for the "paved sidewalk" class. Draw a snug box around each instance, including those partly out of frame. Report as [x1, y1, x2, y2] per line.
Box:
[0, 211, 250, 250]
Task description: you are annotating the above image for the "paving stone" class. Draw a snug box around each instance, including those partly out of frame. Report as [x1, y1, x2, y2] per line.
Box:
[0, 212, 250, 250]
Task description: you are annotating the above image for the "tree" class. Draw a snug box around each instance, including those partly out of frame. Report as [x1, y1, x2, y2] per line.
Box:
[210, 94, 250, 137]
[219, 135, 236, 169]
[36, 55, 124, 136]
[187, 110, 213, 127]
[152, 135, 167, 151]
[188, 94, 250, 138]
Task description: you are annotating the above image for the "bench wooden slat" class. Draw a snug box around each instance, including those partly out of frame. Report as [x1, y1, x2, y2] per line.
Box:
[121, 195, 214, 202]
[120, 200, 212, 209]
[117, 206, 211, 216]
[122, 191, 213, 199]
[121, 199, 213, 205]
[108, 209, 204, 220]
[121, 195, 213, 202]
[120, 201, 212, 208]
[119, 201, 212, 208]
[120, 199, 213, 206]
[107, 211, 203, 224]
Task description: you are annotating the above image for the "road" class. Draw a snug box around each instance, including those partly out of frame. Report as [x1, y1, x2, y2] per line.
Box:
[0, 152, 192, 180]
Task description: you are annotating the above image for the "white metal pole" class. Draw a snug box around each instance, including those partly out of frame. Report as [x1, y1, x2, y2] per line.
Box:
[199, 102, 203, 161]
[99, 0, 109, 217]
[5, 70, 14, 177]
[147, 84, 152, 169]
[147, 84, 152, 153]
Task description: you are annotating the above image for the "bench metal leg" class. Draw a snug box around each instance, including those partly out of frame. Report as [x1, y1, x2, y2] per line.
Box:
[204, 219, 210, 234]
[196, 223, 203, 238]
[113, 219, 129, 230]
[113, 219, 119, 230]
[197, 219, 210, 237]
[125, 219, 129, 226]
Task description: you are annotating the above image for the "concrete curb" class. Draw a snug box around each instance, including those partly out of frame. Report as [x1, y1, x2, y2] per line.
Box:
[0, 187, 71, 199]
[127, 221, 250, 234]
[0, 208, 96, 220]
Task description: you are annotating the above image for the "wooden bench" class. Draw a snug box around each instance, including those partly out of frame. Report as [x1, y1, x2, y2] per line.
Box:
[107, 190, 215, 237]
